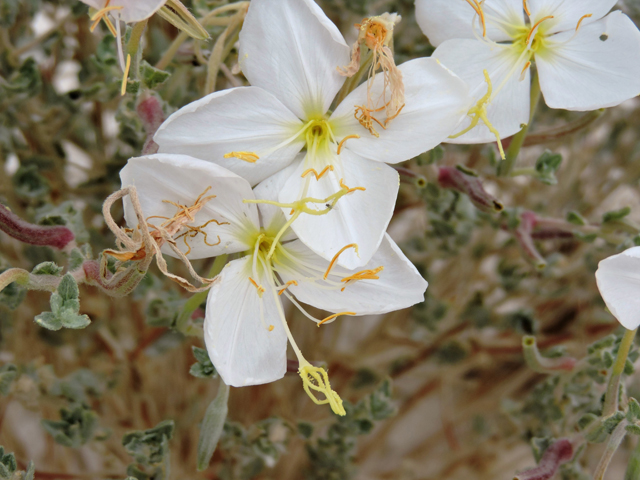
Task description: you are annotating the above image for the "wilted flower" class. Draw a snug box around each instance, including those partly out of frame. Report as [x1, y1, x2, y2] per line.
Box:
[416, 0, 640, 145]
[154, 0, 472, 270]
[119, 154, 428, 415]
[595, 246, 640, 330]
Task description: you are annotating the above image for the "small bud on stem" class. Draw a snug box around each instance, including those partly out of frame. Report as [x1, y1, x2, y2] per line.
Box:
[514, 438, 573, 480]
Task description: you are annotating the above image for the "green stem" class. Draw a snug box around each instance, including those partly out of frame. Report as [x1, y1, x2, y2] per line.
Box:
[498, 72, 541, 176]
[603, 328, 638, 417]
[126, 20, 148, 81]
[334, 51, 373, 108]
[176, 254, 228, 335]
[0, 269, 29, 292]
[624, 436, 640, 480]
[594, 419, 628, 480]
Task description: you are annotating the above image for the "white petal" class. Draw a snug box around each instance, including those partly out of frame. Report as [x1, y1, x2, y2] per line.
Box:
[415, 0, 525, 46]
[595, 247, 640, 330]
[536, 12, 640, 111]
[278, 234, 428, 315]
[80, 0, 167, 23]
[279, 149, 399, 269]
[155, 87, 304, 186]
[330, 58, 473, 162]
[432, 39, 531, 144]
[528, 0, 618, 35]
[238, 0, 350, 119]
[120, 154, 259, 259]
[204, 257, 288, 386]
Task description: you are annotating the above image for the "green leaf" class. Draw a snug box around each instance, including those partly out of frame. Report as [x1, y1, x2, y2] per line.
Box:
[58, 274, 79, 302]
[628, 398, 640, 422]
[122, 420, 175, 466]
[534, 150, 563, 185]
[603, 207, 631, 223]
[197, 382, 229, 471]
[0, 364, 18, 395]
[34, 312, 62, 331]
[626, 424, 640, 435]
[140, 60, 171, 89]
[566, 211, 587, 226]
[31, 262, 64, 276]
[190, 346, 217, 379]
[297, 422, 314, 439]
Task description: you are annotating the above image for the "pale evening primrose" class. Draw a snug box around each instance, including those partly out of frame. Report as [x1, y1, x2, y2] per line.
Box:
[154, 0, 473, 271]
[595, 246, 640, 330]
[119, 154, 428, 415]
[415, 0, 640, 145]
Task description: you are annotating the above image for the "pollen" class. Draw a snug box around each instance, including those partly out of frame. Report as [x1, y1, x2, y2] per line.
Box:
[324, 244, 359, 279]
[317, 311, 356, 326]
[224, 151, 259, 163]
[268, 325, 275, 332]
[301, 165, 334, 180]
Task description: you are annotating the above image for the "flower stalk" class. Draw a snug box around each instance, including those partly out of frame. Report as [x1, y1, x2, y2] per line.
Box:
[522, 336, 577, 374]
[602, 328, 638, 417]
[0, 204, 75, 250]
[437, 166, 503, 213]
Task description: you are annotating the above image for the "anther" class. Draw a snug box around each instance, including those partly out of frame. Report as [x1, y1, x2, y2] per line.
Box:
[337, 135, 360, 155]
[248, 276, 265, 297]
[339, 178, 366, 194]
[520, 61, 531, 81]
[317, 311, 356, 326]
[324, 244, 359, 279]
[576, 14, 592, 32]
[268, 325, 275, 332]
[224, 151, 259, 163]
[90, 0, 123, 36]
[526, 16, 554, 46]
[121, 53, 131, 96]
[463, 0, 486, 37]
[278, 280, 298, 295]
[523, 0, 531, 16]
[301, 165, 334, 180]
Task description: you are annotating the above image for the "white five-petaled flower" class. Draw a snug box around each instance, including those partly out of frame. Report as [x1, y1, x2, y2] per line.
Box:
[595, 246, 640, 330]
[154, 0, 473, 270]
[119, 154, 428, 414]
[415, 0, 640, 145]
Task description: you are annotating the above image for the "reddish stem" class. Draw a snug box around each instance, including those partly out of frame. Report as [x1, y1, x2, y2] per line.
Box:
[0, 204, 74, 250]
[514, 439, 573, 480]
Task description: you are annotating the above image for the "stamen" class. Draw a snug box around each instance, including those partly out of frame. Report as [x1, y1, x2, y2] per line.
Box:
[449, 70, 505, 160]
[248, 276, 265, 297]
[523, 0, 530, 16]
[526, 15, 554, 46]
[89, 0, 123, 37]
[384, 104, 404, 126]
[519, 61, 531, 81]
[337, 135, 360, 155]
[576, 14, 592, 32]
[339, 178, 366, 194]
[298, 362, 346, 416]
[317, 311, 356, 326]
[463, 0, 486, 37]
[324, 244, 359, 279]
[223, 151, 259, 163]
[354, 103, 387, 137]
[278, 280, 298, 295]
[341, 266, 384, 283]
[301, 165, 334, 180]
[121, 53, 131, 96]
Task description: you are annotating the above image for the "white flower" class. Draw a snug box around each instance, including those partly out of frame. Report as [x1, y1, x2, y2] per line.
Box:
[154, 0, 472, 270]
[595, 246, 640, 330]
[80, 0, 166, 26]
[416, 0, 640, 145]
[119, 153, 428, 414]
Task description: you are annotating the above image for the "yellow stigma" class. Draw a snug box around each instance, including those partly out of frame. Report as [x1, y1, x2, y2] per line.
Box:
[224, 151, 259, 163]
[299, 362, 346, 416]
[90, 0, 123, 37]
[317, 311, 356, 326]
[449, 70, 505, 160]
